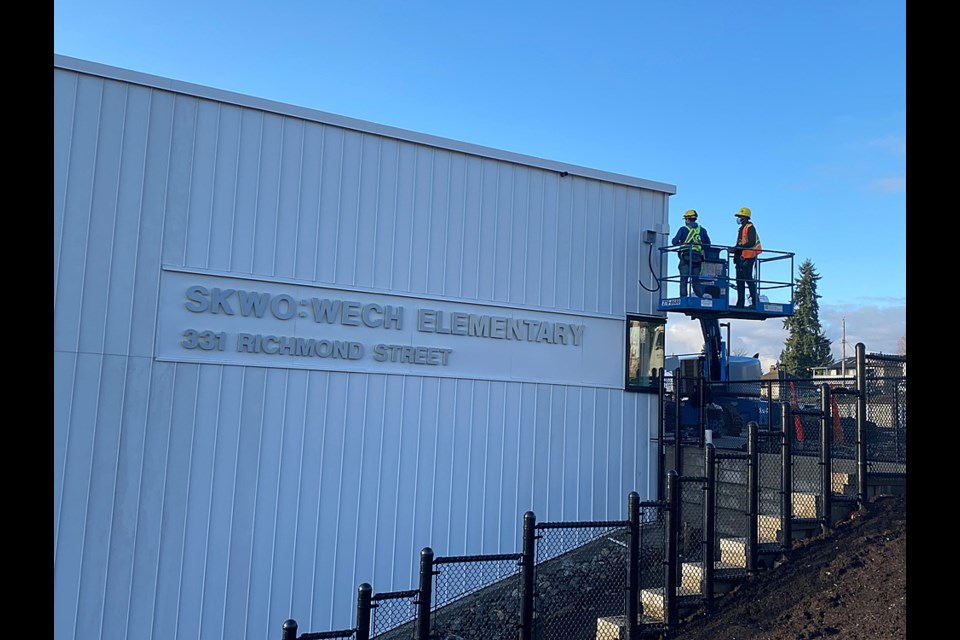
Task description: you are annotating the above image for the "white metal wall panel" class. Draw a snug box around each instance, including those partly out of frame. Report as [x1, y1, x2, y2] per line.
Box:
[154, 97, 664, 315]
[54, 55, 674, 640]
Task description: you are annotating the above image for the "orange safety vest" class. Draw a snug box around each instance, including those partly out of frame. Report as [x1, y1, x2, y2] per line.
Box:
[737, 223, 763, 259]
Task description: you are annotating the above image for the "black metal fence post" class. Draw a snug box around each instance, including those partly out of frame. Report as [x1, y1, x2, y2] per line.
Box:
[626, 492, 640, 640]
[856, 342, 868, 506]
[780, 403, 793, 552]
[281, 619, 298, 640]
[820, 383, 833, 534]
[417, 547, 434, 640]
[356, 583, 372, 640]
[657, 369, 667, 501]
[674, 370, 683, 477]
[665, 470, 679, 627]
[746, 422, 759, 575]
[520, 511, 536, 640]
[697, 375, 706, 447]
[894, 374, 902, 460]
[703, 444, 716, 610]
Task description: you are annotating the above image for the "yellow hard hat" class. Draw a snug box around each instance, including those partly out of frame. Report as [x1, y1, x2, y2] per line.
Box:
[735, 207, 752, 219]
[683, 209, 698, 219]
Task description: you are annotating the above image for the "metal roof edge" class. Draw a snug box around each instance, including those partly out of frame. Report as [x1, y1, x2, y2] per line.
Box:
[54, 53, 677, 195]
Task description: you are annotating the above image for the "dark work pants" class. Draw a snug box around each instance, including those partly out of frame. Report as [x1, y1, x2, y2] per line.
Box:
[735, 258, 757, 306]
[678, 255, 703, 297]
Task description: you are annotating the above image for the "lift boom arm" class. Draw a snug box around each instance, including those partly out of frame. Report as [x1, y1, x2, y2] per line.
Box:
[699, 317, 724, 383]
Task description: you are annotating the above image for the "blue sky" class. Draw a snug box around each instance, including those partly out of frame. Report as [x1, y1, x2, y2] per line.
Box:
[53, 0, 906, 370]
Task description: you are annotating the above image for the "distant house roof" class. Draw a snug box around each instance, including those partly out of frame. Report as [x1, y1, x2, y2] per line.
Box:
[813, 354, 906, 378]
[813, 356, 858, 375]
[760, 365, 801, 382]
[760, 366, 780, 381]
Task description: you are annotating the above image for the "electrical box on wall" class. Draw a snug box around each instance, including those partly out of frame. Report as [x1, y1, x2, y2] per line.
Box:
[644, 229, 656, 244]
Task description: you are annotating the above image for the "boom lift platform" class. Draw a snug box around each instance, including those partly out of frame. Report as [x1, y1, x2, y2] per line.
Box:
[658, 244, 795, 319]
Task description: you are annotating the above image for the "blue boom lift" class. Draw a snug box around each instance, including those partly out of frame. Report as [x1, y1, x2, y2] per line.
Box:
[657, 240, 796, 436]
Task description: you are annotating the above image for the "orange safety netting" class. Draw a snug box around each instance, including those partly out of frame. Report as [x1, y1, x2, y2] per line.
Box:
[788, 381, 805, 441]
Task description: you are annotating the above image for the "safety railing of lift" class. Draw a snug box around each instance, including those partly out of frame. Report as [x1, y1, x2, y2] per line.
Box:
[657, 243, 795, 309]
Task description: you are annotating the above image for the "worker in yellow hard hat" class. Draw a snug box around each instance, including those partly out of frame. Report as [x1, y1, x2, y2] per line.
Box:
[733, 207, 762, 308]
[671, 209, 712, 298]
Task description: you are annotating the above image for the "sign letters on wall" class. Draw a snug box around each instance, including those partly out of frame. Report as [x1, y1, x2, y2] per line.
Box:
[157, 268, 623, 387]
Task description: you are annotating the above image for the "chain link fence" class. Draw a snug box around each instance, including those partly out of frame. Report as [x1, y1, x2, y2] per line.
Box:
[369, 589, 419, 640]
[676, 477, 705, 598]
[714, 453, 750, 581]
[533, 521, 630, 640]
[430, 554, 523, 640]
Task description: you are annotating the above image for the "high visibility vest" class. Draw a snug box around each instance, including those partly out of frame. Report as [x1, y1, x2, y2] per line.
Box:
[738, 223, 762, 259]
[680, 225, 704, 255]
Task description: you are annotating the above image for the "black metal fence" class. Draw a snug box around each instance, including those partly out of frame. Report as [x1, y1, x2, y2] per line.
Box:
[283, 344, 905, 639]
[533, 519, 629, 640]
[368, 588, 419, 640]
[282, 494, 667, 640]
[660, 343, 906, 473]
[429, 551, 523, 640]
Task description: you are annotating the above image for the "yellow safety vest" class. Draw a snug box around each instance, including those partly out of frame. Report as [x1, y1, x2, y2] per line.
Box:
[680, 226, 703, 255]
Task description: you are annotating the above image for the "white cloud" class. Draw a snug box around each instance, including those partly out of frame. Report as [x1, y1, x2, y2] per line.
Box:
[664, 301, 905, 374]
[864, 133, 906, 156]
[867, 176, 906, 193]
[664, 320, 707, 358]
[666, 316, 787, 373]
[820, 302, 906, 357]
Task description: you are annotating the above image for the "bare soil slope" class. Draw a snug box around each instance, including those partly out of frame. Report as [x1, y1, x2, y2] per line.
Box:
[656, 494, 907, 640]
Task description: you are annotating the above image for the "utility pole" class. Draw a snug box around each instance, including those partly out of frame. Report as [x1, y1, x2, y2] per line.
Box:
[841, 318, 846, 377]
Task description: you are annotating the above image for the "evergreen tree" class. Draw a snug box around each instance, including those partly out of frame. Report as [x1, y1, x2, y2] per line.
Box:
[779, 259, 833, 377]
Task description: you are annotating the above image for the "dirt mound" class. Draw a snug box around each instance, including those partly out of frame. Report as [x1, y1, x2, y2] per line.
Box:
[656, 494, 906, 640]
